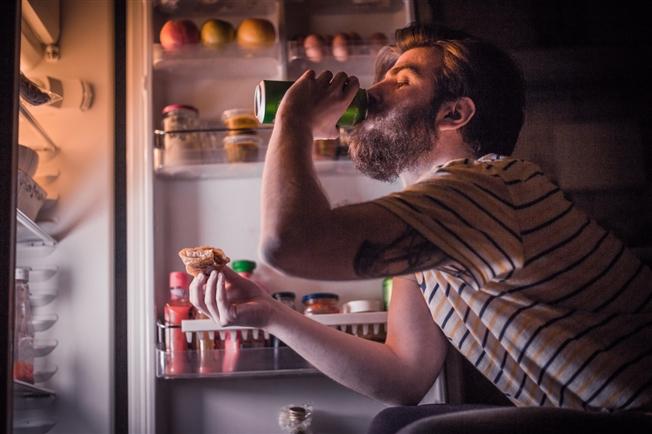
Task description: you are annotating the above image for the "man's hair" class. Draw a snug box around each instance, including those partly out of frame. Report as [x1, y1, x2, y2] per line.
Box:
[394, 24, 526, 156]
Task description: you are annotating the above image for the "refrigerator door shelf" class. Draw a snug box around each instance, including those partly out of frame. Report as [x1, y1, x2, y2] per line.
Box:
[156, 346, 318, 379]
[153, 43, 280, 78]
[16, 209, 57, 248]
[13, 380, 55, 399]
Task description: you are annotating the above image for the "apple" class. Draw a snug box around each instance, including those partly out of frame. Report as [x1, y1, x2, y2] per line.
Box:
[200, 19, 235, 48]
[160, 19, 200, 50]
[236, 18, 276, 50]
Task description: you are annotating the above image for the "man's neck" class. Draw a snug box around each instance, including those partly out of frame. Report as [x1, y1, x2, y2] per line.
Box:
[400, 140, 475, 186]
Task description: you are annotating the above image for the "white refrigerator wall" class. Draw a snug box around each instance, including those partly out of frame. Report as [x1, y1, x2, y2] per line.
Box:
[17, 1, 114, 433]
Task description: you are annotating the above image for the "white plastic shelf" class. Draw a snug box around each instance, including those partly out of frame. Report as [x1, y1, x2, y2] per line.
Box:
[13, 380, 55, 399]
[152, 43, 281, 78]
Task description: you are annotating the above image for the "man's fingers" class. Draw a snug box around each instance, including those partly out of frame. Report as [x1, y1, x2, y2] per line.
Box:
[204, 270, 220, 322]
[343, 75, 360, 99]
[316, 70, 334, 86]
[330, 71, 348, 89]
[215, 272, 231, 326]
[189, 273, 209, 316]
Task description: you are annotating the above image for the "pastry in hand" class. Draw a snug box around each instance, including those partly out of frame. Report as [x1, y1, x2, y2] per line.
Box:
[178, 246, 230, 277]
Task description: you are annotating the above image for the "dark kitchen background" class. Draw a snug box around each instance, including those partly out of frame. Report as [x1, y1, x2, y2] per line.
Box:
[418, 0, 652, 254]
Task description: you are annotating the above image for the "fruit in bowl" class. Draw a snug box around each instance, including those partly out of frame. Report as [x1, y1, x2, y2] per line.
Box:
[160, 19, 200, 50]
[200, 19, 235, 48]
[236, 18, 276, 50]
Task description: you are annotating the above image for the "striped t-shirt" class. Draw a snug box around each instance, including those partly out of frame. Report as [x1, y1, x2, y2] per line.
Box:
[375, 154, 652, 411]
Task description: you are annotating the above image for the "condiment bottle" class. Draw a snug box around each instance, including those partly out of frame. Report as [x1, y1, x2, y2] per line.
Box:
[302, 292, 340, 315]
[194, 310, 219, 374]
[161, 104, 200, 165]
[14, 267, 34, 383]
[383, 277, 393, 311]
[255, 80, 368, 128]
[164, 271, 192, 375]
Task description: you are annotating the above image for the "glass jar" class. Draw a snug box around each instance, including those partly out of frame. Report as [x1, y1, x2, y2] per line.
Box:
[223, 133, 261, 163]
[161, 104, 201, 165]
[222, 108, 260, 130]
[272, 291, 296, 310]
[302, 292, 339, 315]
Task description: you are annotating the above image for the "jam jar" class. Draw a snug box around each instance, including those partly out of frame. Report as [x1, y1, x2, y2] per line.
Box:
[302, 292, 339, 315]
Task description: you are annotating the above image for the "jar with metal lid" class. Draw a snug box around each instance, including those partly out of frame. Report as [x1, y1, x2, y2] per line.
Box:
[161, 104, 201, 165]
[302, 292, 339, 315]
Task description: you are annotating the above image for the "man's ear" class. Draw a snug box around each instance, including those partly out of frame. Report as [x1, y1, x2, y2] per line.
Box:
[436, 97, 476, 132]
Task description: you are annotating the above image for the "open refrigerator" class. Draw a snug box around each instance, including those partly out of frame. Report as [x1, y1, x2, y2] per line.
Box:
[126, 1, 445, 433]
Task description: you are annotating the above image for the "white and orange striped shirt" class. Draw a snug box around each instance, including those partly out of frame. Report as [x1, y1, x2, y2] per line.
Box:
[375, 154, 652, 411]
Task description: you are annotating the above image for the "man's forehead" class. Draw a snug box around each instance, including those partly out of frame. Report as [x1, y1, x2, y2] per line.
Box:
[392, 46, 441, 75]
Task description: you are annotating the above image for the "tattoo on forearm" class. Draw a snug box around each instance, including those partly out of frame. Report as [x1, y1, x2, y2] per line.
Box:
[354, 225, 445, 277]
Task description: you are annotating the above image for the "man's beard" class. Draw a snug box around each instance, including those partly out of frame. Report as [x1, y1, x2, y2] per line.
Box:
[346, 101, 437, 182]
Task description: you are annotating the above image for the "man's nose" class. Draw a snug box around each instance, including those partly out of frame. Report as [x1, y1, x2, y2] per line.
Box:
[366, 83, 384, 111]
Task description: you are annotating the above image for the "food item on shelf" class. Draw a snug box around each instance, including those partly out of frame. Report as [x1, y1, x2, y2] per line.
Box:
[16, 170, 46, 221]
[178, 246, 230, 277]
[161, 104, 201, 165]
[303, 33, 326, 63]
[303, 292, 340, 315]
[313, 138, 340, 160]
[231, 259, 257, 279]
[236, 18, 276, 50]
[341, 299, 382, 313]
[164, 272, 192, 375]
[222, 108, 259, 129]
[223, 133, 261, 163]
[369, 32, 389, 53]
[159, 19, 200, 51]
[200, 19, 235, 48]
[14, 267, 34, 383]
[331, 32, 350, 62]
[18, 144, 39, 177]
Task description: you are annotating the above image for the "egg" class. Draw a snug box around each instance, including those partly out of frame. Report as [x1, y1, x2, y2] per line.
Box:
[303, 33, 325, 63]
[332, 32, 350, 62]
[369, 32, 389, 54]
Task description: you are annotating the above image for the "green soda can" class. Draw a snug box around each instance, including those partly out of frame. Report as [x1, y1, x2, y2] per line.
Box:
[383, 277, 393, 311]
[254, 80, 368, 128]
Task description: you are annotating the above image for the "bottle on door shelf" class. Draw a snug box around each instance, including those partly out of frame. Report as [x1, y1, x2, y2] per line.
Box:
[164, 271, 192, 375]
[14, 267, 34, 383]
[194, 309, 221, 374]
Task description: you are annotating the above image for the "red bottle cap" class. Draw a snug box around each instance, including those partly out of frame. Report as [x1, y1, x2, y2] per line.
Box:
[169, 271, 189, 289]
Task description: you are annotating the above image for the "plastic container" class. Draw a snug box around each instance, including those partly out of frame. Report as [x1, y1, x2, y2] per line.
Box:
[231, 259, 257, 279]
[223, 133, 261, 163]
[341, 299, 382, 314]
[161, 104, 201, 165]
[14, 267, 34, 383]
[222, 108, 260, 130]
[302, 292, 340, 315]
[16, 170, 46, 221]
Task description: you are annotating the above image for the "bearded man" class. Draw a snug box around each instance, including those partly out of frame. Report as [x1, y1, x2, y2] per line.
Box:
[190, 24, 652, 433]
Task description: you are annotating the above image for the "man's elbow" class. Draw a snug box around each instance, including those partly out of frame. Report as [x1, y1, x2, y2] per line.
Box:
[260, 235, 302, 274]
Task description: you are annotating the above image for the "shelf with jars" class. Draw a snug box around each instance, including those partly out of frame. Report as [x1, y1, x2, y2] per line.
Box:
[153, 126, 359, 179]
[155, 311, 387, 378]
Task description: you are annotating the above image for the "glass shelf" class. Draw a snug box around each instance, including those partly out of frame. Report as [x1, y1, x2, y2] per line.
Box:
[152, 43, 281, 78]
[154, 0, 278, 17]
[153, 127, 357, 179]
[156, 347, 318, 379]
[16, 209, 57, 248]
[297, 0, 404, 15]
[14, 380, 55, 399]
